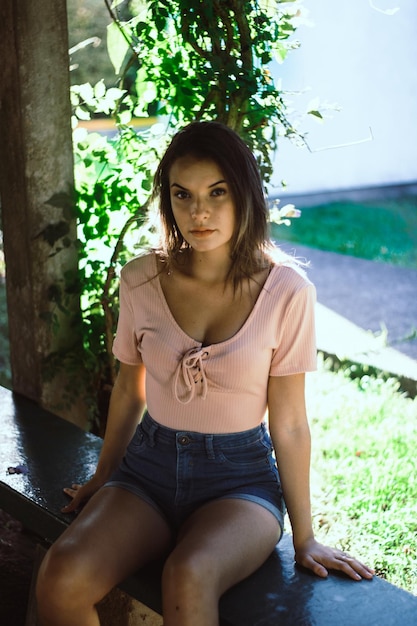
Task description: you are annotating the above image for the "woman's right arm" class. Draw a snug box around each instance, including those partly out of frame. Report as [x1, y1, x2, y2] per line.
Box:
[62, 361, 146, 512]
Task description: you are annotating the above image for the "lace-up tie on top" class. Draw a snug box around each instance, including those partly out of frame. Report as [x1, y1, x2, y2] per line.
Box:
[174, 346, 210, 404]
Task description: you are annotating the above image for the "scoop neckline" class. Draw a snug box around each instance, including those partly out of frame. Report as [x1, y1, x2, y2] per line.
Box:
[153, 253, 277, 349]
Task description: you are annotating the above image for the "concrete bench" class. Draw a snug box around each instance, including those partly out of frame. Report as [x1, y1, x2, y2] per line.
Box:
[1, 385, 416, 625]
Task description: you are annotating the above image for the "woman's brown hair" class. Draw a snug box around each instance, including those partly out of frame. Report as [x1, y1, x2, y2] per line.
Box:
[152, 121, 273, 286]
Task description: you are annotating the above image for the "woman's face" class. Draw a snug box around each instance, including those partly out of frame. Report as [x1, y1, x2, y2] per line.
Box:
[168, 156, 236, 255]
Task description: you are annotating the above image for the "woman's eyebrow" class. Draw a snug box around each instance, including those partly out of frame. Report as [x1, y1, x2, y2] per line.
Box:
[170, 179, 227, 189]
[209, 179, 227, 188]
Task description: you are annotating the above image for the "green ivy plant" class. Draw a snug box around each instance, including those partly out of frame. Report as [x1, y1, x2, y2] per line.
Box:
[105, 0, 308, 179]
[71, 0, 313, 430]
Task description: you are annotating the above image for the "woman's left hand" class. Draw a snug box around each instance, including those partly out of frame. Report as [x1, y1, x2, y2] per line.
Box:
[294, 537, 375, 581]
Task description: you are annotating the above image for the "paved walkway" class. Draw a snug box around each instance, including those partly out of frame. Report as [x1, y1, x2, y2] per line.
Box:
[279, 243, 417, 392]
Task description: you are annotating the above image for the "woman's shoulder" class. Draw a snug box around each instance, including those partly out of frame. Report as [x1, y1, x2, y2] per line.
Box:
[268, 249, 314, 293]
[120, 250, 159, 285]
[262, 260, 315, 319]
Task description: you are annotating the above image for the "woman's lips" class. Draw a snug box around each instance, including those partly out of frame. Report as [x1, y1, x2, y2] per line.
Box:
[190, 229, 215, 238]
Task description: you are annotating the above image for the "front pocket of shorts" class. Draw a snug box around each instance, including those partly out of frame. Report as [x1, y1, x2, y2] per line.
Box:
[218, 440, 272, 468]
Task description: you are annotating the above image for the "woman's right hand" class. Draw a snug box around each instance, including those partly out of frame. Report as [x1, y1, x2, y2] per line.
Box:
[61, 476, 105, 513]
[60, 364, 146, 515]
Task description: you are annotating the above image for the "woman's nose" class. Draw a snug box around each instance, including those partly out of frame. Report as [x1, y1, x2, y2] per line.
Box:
[190, 198, 208, 218]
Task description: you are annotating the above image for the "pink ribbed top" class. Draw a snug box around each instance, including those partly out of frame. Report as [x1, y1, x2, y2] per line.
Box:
[113, 252, 317, 433]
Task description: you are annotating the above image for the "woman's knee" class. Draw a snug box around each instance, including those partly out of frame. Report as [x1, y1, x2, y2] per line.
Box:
[36, 539, 95, 612]
[162, 547, 217, 596]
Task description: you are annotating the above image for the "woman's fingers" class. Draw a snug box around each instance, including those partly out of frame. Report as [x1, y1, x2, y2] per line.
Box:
[333, 551, 375, 580]
[61, 483, 93, 513]
[296, 540, 375, 581]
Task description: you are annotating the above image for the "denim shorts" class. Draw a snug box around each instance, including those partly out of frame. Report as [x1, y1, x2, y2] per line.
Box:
[106, 412, 285, 534]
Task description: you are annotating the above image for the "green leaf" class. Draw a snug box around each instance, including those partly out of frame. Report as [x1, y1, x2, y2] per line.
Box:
[117, 110, 133, 125]
[106, 87, 126, 103]
[141, 178, 152, 191]
[309, 110, 323, 120]
[75, 106, 91, 121]
[272, 42, 288, 63]
[94, 80, 106, 99]
[78, 82, 95, 105]
[107, 21, 130, 75]
[70, 90, 80, 107]
[142, 82, 158, 103]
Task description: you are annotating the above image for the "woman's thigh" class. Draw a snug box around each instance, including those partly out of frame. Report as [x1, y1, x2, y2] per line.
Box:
[167, 498, 281, 595]
[39, 485, 173, 602]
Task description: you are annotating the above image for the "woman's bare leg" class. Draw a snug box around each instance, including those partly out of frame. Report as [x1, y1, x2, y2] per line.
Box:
[162, 499, 281, 626]
[36, 486, 173, 626]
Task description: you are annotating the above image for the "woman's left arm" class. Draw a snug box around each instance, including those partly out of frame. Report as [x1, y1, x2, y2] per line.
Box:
[268, 373, 374, 581]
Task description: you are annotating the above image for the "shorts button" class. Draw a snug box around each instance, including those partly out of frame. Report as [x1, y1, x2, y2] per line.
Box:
[178, 435, 191, 445]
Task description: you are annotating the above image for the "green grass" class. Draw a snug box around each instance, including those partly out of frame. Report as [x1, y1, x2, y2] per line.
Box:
[271, 197, 417, 268]
[305, 357, 417, 594]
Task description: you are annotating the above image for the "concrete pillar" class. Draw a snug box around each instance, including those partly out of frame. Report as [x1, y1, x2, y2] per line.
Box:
[0, 0, 85, 425]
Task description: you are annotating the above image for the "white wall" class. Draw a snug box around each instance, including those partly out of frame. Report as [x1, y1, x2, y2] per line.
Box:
[270, 0, 417, 197]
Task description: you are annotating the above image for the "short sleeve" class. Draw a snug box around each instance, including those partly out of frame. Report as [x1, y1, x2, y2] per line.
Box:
[269, 282, 317, 376]
[112, 270, 143, 365]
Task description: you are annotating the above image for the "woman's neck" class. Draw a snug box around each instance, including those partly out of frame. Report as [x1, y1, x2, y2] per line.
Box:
[178, 248, 233, 286]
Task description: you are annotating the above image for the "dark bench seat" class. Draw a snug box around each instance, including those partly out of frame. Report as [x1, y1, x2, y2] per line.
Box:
[1, 385, 416, 625]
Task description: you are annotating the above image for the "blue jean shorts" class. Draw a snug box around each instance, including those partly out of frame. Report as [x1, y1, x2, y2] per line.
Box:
[106, 412, 285, 534]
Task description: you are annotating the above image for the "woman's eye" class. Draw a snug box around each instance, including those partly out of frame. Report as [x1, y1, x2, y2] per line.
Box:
[211, 187, 226, 197]
[174, 191, 189, 200]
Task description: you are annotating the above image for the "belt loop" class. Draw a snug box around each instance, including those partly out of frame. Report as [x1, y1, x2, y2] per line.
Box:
[204, 435, 215, 459]
[147, 420, 158, 447]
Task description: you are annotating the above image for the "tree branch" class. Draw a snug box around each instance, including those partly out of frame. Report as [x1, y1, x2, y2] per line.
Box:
[101, 202, 150, 382]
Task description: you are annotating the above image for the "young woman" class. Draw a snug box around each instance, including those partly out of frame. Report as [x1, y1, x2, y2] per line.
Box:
[36, 121, 373, 626]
